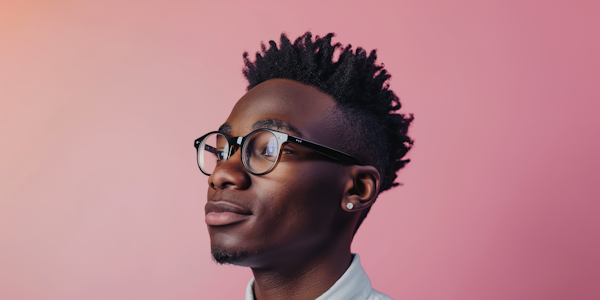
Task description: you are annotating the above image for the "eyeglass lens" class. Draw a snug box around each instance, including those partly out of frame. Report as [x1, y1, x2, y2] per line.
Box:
[243, 130, 279, 174]
[198, 130, 280, 175]
[198, 132, 229, 175]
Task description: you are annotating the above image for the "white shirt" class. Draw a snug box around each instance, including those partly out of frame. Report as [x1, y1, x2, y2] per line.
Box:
[245, 254, 393, 300]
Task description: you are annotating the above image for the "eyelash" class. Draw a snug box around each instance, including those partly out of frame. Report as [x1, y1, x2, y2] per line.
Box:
[281, 145, 294, 155]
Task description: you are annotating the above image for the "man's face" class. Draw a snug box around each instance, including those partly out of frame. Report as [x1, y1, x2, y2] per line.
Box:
[205, 78, 350, 268]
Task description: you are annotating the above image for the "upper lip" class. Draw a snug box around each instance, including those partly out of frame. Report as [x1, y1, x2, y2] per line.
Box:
[205, 199, 252, 215]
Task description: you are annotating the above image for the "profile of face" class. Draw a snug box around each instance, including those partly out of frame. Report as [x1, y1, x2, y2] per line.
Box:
[205, 79, 372, 269]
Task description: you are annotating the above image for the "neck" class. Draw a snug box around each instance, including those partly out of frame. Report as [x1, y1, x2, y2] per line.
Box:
[250, 245, 352, 300]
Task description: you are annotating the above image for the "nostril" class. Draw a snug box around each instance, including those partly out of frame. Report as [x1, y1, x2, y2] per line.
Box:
[209, 169, 238, 190]
[208, 176, 216, 190]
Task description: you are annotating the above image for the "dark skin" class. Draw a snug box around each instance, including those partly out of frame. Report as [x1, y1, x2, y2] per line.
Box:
[206, 78, 380, 300]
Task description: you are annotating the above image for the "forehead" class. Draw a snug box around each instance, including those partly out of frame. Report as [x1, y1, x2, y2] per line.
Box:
[225, 79, 342, 143]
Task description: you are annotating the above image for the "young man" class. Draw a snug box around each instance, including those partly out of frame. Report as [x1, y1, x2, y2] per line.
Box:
[195, 32, 413, 300]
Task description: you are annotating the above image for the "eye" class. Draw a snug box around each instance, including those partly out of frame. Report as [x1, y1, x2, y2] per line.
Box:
[252, 135, 278, 161]
[204, 145, 228, 161]
[280, 145, 293, 155]
[213, 136, 230, 162]
[244, 131, 280, 166]
[215, 149, 228, 161]
[265, 137, 278, 156]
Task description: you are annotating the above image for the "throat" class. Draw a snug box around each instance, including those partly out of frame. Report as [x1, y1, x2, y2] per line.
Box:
[250, 251, 352, 300]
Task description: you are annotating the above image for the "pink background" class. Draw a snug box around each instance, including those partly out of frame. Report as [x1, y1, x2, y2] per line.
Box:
[1, 1, 599, 299]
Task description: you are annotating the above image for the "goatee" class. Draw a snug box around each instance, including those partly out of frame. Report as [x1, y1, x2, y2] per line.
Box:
[211, 248, 250, 265]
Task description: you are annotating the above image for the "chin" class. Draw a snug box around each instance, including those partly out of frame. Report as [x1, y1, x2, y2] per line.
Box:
[211, 247, 251, 265]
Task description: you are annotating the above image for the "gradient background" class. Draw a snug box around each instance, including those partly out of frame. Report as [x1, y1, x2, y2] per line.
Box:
[1, 1, 599, 299]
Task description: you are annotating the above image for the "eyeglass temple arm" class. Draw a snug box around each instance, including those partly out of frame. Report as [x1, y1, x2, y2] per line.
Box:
[285, 136, 363, 166]
[195, 134, 242, 153]
[203, 144, 217, 153]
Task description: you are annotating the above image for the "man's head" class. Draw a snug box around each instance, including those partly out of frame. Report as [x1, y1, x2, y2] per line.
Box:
[201, 32, 413, 267]
[242, 32, 414, 227]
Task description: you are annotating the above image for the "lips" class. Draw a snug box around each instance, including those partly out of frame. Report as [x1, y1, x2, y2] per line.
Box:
[205, 200, 252, 226]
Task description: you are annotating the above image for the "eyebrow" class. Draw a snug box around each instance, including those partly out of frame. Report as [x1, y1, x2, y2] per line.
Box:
[218, 123, 232, 133]
[218, 119, 303, 137]
[253, 119, 303, 137]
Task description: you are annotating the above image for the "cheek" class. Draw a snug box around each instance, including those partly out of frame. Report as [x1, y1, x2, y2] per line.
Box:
[257, 162, 345, 231]
[293, 162, 345, 198]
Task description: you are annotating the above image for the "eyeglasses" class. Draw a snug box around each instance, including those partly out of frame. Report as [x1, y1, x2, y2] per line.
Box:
[194, 128, 362, 176]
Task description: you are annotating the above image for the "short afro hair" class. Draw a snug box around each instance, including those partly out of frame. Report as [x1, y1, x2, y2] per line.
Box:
[242, 32, 413, 226]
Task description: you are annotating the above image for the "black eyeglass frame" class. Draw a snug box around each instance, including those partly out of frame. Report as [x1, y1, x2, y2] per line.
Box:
[194, 128, 363, 176]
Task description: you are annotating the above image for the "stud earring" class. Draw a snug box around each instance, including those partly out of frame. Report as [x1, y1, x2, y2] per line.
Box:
[346, 203, 354, 210]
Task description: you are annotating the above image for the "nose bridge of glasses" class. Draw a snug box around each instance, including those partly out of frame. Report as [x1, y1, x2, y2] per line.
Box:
[223, 135, 243, 158]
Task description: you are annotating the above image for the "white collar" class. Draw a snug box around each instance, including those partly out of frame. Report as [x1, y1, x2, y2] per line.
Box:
[245, 254, 390, 300]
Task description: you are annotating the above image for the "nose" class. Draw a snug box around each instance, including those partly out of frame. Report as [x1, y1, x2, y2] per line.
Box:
[208, 147, 251, 190]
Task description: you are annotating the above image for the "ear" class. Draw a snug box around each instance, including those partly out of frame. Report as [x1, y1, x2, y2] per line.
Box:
[342, 165, 380, 212]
